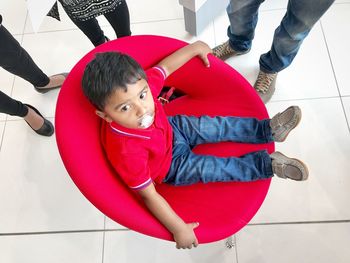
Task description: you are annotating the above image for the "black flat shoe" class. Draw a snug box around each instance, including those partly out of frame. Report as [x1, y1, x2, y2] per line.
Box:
[34, 72, 69, 94]
[24, 104, 54, 136]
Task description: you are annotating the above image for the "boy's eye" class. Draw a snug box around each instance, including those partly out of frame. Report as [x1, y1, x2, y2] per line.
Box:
[120, 105, 130, 112]
[140, 90, 147, 100]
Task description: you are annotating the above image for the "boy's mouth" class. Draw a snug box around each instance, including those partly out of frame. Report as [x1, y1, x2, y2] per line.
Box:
[138, 113, 154, 128]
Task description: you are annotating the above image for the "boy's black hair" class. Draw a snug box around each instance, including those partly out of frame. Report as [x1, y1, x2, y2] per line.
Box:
[82, 52, 146, 110]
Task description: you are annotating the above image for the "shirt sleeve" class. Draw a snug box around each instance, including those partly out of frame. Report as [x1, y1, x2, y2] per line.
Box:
[145, 66, 166, 97]
[106, 141, 152, 191]
[116, 155, 152, 190]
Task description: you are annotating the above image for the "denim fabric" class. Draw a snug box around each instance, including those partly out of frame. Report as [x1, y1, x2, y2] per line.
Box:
[226, 0, 335, 73]
[163, 115, 274, 186]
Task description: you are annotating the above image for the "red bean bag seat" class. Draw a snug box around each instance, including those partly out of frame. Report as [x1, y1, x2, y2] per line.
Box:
[55, 35, 273, 244]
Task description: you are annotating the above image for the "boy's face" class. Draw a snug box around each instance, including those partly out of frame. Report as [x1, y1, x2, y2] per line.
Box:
[96, 78, 155, 129]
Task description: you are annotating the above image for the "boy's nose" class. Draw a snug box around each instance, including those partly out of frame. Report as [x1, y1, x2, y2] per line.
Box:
[135, 103, 147, 117]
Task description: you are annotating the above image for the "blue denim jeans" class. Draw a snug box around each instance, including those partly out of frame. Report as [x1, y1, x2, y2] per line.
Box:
[226, 0, 334, 73]
[163, 115, 274, 186]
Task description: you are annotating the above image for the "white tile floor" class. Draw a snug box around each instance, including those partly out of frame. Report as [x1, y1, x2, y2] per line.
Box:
[1, 0, 349, 262]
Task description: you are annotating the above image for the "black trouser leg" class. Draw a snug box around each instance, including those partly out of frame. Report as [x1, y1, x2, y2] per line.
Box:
[69, 16, 106, 46]
[0, 25, 49, 87]
[104, 0, 131, 37]
[0, 90, 28, 117]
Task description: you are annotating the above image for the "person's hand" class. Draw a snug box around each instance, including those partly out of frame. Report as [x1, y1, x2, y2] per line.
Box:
[192, 41, 212, 67]
[173, 222, 199, 249]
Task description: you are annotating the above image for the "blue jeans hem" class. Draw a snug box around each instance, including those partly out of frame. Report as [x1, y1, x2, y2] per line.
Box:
[261, 150, 274, 177]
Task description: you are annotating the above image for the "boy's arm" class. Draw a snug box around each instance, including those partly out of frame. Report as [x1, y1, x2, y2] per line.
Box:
[138, 183, 199, 249]
[158, 40, 212, 77]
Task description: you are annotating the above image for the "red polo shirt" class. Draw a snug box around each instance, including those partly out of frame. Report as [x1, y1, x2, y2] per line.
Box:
[101, 67, 173, 190]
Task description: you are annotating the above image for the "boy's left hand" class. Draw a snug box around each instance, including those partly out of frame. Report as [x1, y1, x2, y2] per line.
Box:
[173, 222, 199, 249]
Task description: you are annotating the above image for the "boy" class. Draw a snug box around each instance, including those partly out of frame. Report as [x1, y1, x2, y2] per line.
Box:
[82, 40, 308, 249]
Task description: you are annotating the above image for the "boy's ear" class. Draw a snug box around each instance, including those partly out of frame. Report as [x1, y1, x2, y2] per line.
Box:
[95, 110, 112, 123]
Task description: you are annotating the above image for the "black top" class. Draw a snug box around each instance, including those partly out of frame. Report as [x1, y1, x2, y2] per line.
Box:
[59, 0, 123, 21]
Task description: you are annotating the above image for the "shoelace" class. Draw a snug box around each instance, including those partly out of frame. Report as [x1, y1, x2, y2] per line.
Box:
[255, 72, 277, 93]
[213, 42, 232, 57]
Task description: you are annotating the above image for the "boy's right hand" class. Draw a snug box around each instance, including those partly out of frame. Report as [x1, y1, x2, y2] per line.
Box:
[157, 40, 212, 77]
[173, 222, 199, 249]
[192, 41, 212, 67]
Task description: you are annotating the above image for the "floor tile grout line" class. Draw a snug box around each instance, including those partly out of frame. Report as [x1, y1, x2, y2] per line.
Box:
[269, 95, 346, 104]
[21, 10, 28, 40]
[19, 17, 185, 36]
[319, 20, 350, 133]
[1, 219, 350, 237]
[101, 217, 106, 263]
[10, 11, 28, 97]
[7, 75, 16, 98]
[9, 11, 28, 99]
[318, 19, 341, 95]
[0, 228, 130, 237]
[212, 19, 217, 46]
[130, 17, 184, 25]
[248, 219, 350, 226]
[339, 97, 350, 133]
[0, 119, 7, 151]
[234, 235, 239, 263]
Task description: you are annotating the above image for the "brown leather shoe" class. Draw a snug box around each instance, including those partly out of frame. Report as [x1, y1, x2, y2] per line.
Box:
[212, 41, 250, 60]
[271, 151, 309, 181]
[254, 70, 278, 103]
[270, 106, 302, 142]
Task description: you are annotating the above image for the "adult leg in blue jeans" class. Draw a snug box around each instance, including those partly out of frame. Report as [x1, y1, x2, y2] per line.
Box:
[213, 0, 335, 103]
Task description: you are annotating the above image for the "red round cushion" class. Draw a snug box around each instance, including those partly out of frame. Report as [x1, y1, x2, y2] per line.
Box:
[55, 35, 273, 244]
